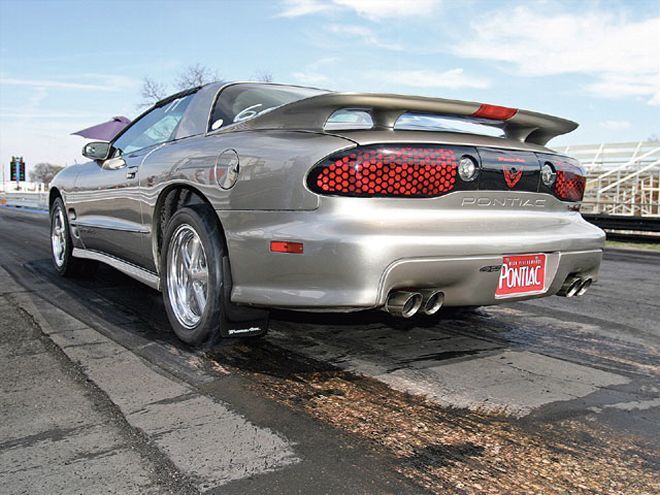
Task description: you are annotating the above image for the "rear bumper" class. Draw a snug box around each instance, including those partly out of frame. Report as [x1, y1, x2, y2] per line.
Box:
[378, 249, 601, 307]
[218, 192, 605, 311]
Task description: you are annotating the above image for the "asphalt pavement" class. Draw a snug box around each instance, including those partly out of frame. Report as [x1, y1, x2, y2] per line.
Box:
[0, 206, 658, 494]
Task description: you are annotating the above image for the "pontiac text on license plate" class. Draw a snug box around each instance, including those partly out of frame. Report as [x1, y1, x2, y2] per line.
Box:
[496, 254, 546, 297]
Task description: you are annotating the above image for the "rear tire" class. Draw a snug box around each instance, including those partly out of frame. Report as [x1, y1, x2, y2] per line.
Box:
[50, 197, 98, 277]
[161, 205, 225, 346]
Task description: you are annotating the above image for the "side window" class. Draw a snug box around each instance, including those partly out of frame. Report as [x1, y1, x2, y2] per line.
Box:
[113, 95, 193, 155]
[209, 84, 327, 131]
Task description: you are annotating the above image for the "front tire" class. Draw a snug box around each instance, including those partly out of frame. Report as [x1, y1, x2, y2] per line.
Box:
[50, 197, 97, 277]
[161, 206, 224, 346]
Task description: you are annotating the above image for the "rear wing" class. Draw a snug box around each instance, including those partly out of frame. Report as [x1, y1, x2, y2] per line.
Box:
[233, 92, 578, 146]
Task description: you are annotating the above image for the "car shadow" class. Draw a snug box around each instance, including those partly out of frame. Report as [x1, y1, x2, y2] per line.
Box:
[24, 257, 520, 379]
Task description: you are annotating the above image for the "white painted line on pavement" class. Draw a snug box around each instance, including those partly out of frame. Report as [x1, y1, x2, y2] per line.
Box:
[13, 291, 299, 492]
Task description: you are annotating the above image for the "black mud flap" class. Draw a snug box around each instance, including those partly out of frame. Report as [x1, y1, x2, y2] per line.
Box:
[213, 257, 270, 342]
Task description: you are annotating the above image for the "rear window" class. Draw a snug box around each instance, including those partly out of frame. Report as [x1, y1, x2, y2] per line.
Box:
[395, 113, 504, 137]
[209, 84, 327, 130]
[322, 110, 506, 136]
[325, 109, 373, 130]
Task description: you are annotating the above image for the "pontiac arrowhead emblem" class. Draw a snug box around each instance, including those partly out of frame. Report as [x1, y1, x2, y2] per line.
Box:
[503, 166, 523, 188]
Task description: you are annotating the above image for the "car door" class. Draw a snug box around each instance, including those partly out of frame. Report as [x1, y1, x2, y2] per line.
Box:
[72, 94, 194, 267]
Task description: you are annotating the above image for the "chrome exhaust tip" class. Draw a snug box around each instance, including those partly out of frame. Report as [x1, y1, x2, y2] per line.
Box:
[419, 289, 444, 315]
[558, 276, 583, 297]
[566, 278, 582, 297]
[384, 291, 423, 318]
[576, 278, 592, 296]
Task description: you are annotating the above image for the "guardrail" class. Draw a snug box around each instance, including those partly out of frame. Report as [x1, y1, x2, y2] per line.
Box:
[582, 214, 660, 232]
[582, 213, 660, 243]
[0, 192, 48, 210]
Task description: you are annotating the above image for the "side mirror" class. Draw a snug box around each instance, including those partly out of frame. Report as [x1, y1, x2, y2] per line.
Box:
[82, 141, 112, 161]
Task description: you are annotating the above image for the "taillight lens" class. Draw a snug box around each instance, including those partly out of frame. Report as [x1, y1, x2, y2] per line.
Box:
[307, 145, 459, 197]
[553, 159, 586, 202]
[536, 154, 586, 202]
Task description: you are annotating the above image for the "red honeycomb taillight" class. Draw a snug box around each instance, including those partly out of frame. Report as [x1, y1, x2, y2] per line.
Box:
[307, 145, 459, 197]
[553, 160, 586, 202]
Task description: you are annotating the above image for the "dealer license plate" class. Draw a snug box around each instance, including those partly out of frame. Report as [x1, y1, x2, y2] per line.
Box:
[496, 254, 547, 297]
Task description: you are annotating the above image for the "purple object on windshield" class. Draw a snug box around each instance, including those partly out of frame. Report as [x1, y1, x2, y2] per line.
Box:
[72, 116, 131, 141]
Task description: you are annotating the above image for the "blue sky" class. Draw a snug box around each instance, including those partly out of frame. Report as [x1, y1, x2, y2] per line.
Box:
[1, 0, 658, 172]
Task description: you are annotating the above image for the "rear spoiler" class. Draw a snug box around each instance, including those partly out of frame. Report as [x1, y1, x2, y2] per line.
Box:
[233, 92, 578, 146]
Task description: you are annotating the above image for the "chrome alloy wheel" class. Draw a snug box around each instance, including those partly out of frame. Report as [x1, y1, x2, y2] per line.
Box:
[167, 224, 209, 329]
[51, 207, 67, 268]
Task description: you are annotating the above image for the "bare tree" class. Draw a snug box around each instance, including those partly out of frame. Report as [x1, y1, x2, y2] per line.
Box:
[139, 64, 223, 107]
[141, 77, 167, 107]
[136, 63, 278, 108]
[252, 70, 273, 82]
[175, 63, 219, 90]
[30, 163, 63, 185]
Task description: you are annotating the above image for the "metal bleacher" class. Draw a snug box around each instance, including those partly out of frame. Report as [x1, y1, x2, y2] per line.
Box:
[556, 141, 660, 218]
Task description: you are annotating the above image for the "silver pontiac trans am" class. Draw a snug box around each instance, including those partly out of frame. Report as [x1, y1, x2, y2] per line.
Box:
[49, 82, 605, 345]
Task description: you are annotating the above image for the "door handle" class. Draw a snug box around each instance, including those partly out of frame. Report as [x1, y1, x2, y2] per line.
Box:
[126, 166, 138, 179]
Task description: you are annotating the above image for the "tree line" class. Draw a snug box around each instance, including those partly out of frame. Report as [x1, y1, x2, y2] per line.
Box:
[140, 63, 272, 107]
[29, 163, 64, 185]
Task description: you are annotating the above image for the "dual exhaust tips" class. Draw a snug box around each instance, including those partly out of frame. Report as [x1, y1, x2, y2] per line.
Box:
[386, 275, 592, 317]
[384, 289, 444, 318]
[558, 276, 593, 297]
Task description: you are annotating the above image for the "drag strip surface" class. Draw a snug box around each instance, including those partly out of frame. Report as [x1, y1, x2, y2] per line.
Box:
[1, 207, 658, 494]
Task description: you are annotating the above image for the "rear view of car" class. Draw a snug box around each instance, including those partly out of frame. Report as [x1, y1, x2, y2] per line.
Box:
[223, 92, 604, 318]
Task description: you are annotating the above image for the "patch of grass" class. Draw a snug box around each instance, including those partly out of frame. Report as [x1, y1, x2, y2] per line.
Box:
[606, 240, 660, 252]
